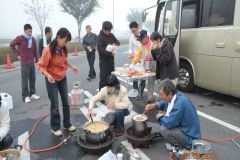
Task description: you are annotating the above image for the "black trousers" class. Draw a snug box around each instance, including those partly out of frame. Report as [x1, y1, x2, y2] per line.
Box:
[0, 134, 13, 151]
[99, 62, 114, 90]
[86, 49, 96, 78]
[45, 76, 71, 131]
[21, 63, 36, 100]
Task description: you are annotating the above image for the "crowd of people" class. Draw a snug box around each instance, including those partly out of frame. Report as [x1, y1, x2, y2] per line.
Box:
[0, 20, 201, 151]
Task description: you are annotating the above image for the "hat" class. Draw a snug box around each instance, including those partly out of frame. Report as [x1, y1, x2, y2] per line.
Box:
[137, 30, 148, 41]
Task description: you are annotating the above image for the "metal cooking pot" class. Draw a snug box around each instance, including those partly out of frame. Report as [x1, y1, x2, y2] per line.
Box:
[132, 114, 148, 137]
[83, 121, 110, 143]
[0, 145, 22, 160]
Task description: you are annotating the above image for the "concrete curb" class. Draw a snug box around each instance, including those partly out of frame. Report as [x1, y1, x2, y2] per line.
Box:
[0, 51, 86, 74]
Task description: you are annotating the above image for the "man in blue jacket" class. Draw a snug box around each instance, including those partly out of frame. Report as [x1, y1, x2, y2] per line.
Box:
[145, 79, 201, 148]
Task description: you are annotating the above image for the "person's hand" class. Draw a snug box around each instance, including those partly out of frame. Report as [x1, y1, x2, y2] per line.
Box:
[144, 103, 156, 112]
[87, 109, 93, 117]
[72, 65, 79, 75]
[156, 111, 165, 120]
[46, 74, 55, 83]
[107, 103, 114, 110]
[128, 53, 134, 59]
[17, 56, 21, 61]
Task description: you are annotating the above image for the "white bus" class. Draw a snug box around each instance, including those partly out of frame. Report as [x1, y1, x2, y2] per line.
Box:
[143, 0, 240, 98]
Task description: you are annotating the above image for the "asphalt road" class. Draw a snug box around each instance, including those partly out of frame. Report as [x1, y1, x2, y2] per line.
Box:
[0, 44, 239, 160]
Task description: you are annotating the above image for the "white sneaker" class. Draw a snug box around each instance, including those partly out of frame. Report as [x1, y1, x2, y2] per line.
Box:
[30, 94, 40, 100]
[51, 130, 62, 136]
[64, 126, 76, 132]
[24, 97, 31, 103]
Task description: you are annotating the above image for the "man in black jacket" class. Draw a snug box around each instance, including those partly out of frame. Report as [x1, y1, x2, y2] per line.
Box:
[97, 21, 120, 90]
[38, 26, 52, 57]
[150, 32, 179, 85]
[83, 25, 97, 81]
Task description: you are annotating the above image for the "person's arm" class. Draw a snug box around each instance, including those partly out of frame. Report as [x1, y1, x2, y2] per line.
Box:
[38, 38, 43, 57]
[115, 88, 133, 110]
[93, 34, 97, 48]
[158, 102, 184, 128]
[156, 42, 173, 65]
[128, 37, 134, 55]
[112, 34, 120, 46]
[33, 38, 39, 63]
[132, 49, 142, 65]
[0, 102, 10, 141]
[66, 57, 78, 74]
[97, 36, 113, 57]
[10, 36, 21, 57]
[89, 88, 106, 109]
[82, 36, 88, 50]
[151, 48, 158, 61]
[156, 100, 168, 111]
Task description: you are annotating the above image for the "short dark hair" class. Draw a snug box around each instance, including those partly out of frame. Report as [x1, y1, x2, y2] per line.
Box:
[150, 32, 164, 41]
[45, 26, 52, 34]
[102, 21, 113, 30]
[129, 21, 138, 29]
[24, 24, 32, 31]
[159, 79, 177, 96]
[86, 25, 91, 29]
[106, 74, 120, 91]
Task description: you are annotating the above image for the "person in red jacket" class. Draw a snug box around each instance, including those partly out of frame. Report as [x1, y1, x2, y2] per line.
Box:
[38, 28, 78, 136]
[10, 24, 40, 103]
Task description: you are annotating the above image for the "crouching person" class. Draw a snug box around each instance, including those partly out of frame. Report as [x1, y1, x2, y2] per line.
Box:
[88, 74, 133, 137]
[0, 96, 13, 150]
[144, 79, 201, 148]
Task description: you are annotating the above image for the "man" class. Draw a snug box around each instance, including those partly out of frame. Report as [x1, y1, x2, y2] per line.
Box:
[145, 79, 201, 148]
[38, 26, 52, 57]
[83, 25, 97, 81]
[130, 30, 156, 102]
[128, 21, 143, 98]
[87, 74, 133, 136]
[0, 96, 13, 150]
[150, 32, 179, 86]
[10, 24, 40, 103]
[97, 21, 120, 91]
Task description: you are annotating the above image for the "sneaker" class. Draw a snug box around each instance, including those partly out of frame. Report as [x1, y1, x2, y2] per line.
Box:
[64, 126, 76, 132]
[30, 94, 40, 100]
[51, 130, 62, 136]
[24, 97, 31, 103]
[87, 77, 91, 81]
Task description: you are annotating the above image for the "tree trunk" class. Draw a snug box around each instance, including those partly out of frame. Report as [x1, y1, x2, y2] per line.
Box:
[77, 21, 83, 45]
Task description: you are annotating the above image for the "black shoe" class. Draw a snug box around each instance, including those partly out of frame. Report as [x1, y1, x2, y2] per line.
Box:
[91, 76, 96, 79]
[87, 77, 91, 81]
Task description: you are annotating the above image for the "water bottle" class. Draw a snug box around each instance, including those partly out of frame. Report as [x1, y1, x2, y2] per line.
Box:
[144, 54, 153, 72]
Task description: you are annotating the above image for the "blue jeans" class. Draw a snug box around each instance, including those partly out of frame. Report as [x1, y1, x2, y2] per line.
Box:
[115, 109, 130, 132]
[45, 76, 71, 131]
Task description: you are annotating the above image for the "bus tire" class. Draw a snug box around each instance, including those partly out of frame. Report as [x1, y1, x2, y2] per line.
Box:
[177, 62, 194, 92]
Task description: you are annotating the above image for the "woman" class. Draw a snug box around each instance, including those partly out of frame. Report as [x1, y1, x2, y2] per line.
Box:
[150, 32, 179, 86]
[0, 96, 13, 150]
[87, 74, 133, 136]
[39, 28, 78, 136]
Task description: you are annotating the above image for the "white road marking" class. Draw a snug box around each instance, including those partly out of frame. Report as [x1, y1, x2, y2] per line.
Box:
[18, 131, 30, 160]
[117, 77, 240, 133]
[121, 141, 151, 160]
[197, 111, 240, 133]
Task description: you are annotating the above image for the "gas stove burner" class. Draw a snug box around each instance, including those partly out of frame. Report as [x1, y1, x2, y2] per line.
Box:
[125, 126, 162, 148]
[77, 131, 114, 154]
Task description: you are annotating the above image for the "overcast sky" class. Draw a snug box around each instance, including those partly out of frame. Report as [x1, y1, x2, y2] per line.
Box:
[0, 0, 156, 39]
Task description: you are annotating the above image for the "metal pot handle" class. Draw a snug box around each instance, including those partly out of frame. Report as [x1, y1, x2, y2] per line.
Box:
[14, 145, 23, 151]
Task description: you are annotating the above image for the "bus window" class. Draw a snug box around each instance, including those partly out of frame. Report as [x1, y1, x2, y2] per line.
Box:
[201, 0, 235, 27]
[142, 6, 157, 33]
[163, 0, 179, 36]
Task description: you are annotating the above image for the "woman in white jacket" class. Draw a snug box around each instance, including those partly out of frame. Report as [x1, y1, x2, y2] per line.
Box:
[0, 96, 13, 150]
[88, 74, 133, 136]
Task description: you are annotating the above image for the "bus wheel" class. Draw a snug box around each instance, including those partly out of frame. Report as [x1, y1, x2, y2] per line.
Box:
[177, 62, 194, 92]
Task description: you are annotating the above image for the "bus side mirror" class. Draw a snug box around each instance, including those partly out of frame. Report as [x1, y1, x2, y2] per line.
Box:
[142, 11, 148, 22]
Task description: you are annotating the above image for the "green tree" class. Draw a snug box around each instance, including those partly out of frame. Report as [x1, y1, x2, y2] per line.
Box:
[60, 0, 100, 43]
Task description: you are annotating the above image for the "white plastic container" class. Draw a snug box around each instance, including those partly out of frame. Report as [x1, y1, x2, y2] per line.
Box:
[0, 92, 13, 110]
